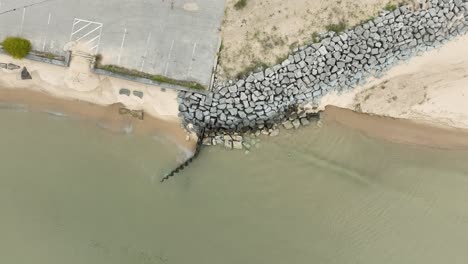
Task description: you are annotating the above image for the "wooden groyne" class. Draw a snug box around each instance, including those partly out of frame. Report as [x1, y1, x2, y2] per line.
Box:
[160, 128, 205, 183]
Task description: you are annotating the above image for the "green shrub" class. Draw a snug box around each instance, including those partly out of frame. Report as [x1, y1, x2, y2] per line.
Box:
[234, 0, 247, 10]
[1, 37, 31, 59]
[384, 3, 398, 11]
[325, 21, 347, 34]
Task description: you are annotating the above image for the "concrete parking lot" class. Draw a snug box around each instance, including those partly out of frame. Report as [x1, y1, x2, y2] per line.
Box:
[0, 0, 225, 87]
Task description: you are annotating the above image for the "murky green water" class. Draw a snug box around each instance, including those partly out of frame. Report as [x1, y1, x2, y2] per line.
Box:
[1, 108, 468, 264]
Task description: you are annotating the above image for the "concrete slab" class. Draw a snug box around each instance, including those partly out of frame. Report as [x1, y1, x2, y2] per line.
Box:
[0, 0, 225, 87]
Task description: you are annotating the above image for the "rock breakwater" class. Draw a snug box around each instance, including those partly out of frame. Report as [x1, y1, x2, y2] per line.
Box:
[178, 0, 468, 141]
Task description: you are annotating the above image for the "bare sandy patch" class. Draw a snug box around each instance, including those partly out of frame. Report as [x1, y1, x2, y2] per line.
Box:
[218, 0, 410, 79]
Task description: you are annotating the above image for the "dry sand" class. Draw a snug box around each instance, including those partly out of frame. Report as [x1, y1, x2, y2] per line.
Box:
[0, 53, 180, 120]
[319, 34, 468, 131]
[0, 48, 197, 152]
[218, 0, 411, 79]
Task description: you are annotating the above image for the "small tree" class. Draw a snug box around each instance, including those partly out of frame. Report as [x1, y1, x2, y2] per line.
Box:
[2, 37, 31, 59]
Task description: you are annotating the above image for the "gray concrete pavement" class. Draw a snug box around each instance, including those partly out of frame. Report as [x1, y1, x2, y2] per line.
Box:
[0, 0, 225, 87]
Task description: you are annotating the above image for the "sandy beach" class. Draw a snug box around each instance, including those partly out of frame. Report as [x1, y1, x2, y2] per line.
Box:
[319, 34, 468, 131]
[0, 87, 195, 152]
[0, 47, 197, 152]
[0, 52, 180, 120]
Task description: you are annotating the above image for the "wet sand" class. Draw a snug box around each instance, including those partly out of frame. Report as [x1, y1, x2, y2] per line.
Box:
[324, 105, 468, 150]
[0, 87, 196, 152]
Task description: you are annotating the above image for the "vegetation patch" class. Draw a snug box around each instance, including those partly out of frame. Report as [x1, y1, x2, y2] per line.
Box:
[1, 37, 31, 59]
[311, 32, 320, 43]
[359, 16, 375, 25]
[384, 3, 398, 11]
[289, 41, 299, 50]
[30, 50, 64, 61]
[95, 59, 205, 90]
[275, 54, 289, 65]
[325, 21, 348, 34]
[234, 0, 247, 10]
[236, 60, 268, 79]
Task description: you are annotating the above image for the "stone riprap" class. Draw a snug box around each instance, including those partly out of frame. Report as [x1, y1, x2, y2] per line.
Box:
[178, 0, 468, 133]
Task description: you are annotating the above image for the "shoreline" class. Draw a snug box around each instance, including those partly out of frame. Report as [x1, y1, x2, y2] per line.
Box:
[0, 87, 196, 153]
[323, 106, 468, 150]
[2, 84, 468, 152]
[0, 45, 198, 154]
[0, 48, 183, 122]
[1, 1, 467, 153]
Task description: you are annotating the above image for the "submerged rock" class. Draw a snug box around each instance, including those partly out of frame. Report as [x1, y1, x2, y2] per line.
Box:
[300, 118, 310, 126]
[233, 141, 243, 150]
[292, 119, 301, 129]
[224, 139, 233, 150]
[269, 128, 280, 137]
[283, 121, 294, 130]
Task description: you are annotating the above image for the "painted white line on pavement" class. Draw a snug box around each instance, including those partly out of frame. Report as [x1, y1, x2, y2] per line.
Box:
[187, 42, 197, 76]
[140, 32, 152, 71]
[151, 48, 159, 70]
[71, 22, 92, 37]
[20, 7, 26, 35]
[42, 12, 51, 51]
[85, 35, 100, 45]
[164, 39, 175, 75]
[117, 28, 127, 65]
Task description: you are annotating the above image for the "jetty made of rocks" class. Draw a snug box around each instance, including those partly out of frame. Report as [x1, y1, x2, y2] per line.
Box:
[178, 0, 468, 146]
